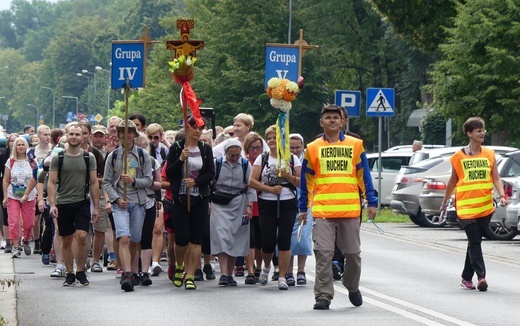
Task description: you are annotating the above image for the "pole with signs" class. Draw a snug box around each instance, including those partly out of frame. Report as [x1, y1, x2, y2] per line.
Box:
[366, 88, 395, 210]
[166, 19, 205, 211]
[111, 26, 158, 199]
[264, 29, 318, 89]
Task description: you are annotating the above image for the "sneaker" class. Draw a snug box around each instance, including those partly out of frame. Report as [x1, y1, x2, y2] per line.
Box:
[107, 259, 117, 271]
[278, 278, 288, 290]
[297, 272, 307, 285]
[132, 273, 141, 286]
[227, 275, 237, 286]
[477, 278, 488, 292]
[332, 261, 343, 280]
[121, 272, 134, 292]
[234, 265, 245, 277]
[218, 275, 229, 286]
[259, 268, 270, 286]
[245, 274, 256, 285]
[194, 268, 204, 281]
[0, 239, 6, 249]
[286, 273, 295, 286]
[254, 268, 261, 282]
[115, 267, 123, 278]
[271, 270, 279, 281]
[51, 265, 65, 278]
[63, 273, 76, 286]
[160, 252, 168, 262]
[90, 261, 103, 273]
[42, 253, 50, 265]
[141, 272, 152, 286]
[4, 244, 12, 254]
[313, 299, 330, 310]
[33, 242, 42, 254]
[460, 278, 476, 290]
[23, 242, 31, 255]
[168, 265, 174, 281]
[203, 264, 215, 280]
[12, 249, 21, 258]
[49, 250, 56, 263]
[349, 290, 363, 307]
[152, 263, 163, 276]
[75, 271, 89, 286]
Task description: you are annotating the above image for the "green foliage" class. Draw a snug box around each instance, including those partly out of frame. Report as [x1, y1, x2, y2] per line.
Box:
[430, 0, 520, 144]
[368, 0, 460, 54]
[421, 111, 446, 145]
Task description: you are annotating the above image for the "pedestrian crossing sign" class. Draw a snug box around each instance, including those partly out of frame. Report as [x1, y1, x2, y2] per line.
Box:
[366, 88, 394, 117]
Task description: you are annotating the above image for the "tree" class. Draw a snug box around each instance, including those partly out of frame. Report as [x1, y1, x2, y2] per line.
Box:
[368, 0, 460, 54]
[430, 0, 520, 144]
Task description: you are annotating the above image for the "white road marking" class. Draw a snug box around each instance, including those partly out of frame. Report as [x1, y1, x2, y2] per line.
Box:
[306, 274, 476, 326]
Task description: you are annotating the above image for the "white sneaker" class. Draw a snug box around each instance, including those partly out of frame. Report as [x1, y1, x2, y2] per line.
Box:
[51, 264, 65, 278]
[0, 239, 6, 250]
[12, 249, 21, 258]
[151, 262, 163, 276]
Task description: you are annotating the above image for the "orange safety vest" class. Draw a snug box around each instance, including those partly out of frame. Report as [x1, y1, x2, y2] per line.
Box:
[452, 147, 495, 219]
[305, 136, 363, 218]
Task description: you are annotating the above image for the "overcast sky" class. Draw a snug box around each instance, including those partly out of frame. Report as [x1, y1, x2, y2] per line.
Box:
[0, 0, 61, 11]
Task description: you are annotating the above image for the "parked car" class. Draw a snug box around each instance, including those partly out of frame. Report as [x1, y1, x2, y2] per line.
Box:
[385, 144, 445, 153]
[408, 146, 518, 166]
[366, 152, 413, 205]
[390, 155, 452, 227]
[424, 149, 520, 240]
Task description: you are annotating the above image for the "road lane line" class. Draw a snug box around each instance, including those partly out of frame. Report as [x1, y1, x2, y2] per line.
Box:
[306, 274, 475, 326]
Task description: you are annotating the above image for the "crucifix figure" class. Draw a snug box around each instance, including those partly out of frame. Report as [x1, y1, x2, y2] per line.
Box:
[166, 19, 205, 57]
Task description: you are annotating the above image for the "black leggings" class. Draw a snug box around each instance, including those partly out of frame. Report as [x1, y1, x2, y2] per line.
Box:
[173, 196, 209, 246]
[140, 205, 156, 250]
[258, 198, 297, 253]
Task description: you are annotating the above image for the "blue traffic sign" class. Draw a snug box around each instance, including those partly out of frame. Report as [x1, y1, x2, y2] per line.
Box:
[264, 46, 300, 89]
[366, 88, 395, 117]
[335, 90, 360, 117]
[111, 42, 145, 89]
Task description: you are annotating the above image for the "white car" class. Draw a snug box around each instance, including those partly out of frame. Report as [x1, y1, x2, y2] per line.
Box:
[366, 152, 414, 205]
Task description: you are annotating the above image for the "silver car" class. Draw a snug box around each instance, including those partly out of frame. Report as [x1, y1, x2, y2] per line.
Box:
[390, 155, 452, 227]
[422, 149, 520, 240]
[366, 152, 413, 205]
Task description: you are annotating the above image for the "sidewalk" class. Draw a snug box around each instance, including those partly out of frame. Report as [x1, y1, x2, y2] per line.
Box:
[0, 249, 16, 326]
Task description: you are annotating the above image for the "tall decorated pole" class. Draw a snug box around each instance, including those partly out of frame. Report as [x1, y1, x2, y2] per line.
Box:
[265, 29, 317, 217]
[166, 19, 205, 211]
[111, 26, 158, 199]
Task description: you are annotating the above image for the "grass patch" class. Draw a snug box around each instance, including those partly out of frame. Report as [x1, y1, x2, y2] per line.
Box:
[362, 207, 410, 223]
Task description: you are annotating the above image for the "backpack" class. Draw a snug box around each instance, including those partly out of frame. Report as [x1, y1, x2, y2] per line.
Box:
[111, 146, 145, 174]
[149, 143, 167, 166]
[57, 149, 90, 200]
[215, 156, 249, 185]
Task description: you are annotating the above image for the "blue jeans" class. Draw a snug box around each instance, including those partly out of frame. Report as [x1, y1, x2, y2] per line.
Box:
[112, 203, 146, 243]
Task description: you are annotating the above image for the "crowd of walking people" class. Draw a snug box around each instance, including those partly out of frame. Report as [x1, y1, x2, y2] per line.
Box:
[0, 106, 384, 310]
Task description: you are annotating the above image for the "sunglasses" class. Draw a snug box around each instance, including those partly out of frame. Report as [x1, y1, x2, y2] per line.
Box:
[249, 146, 262, 151]
[228, 132, 235, 136]
[148, 136, 160, 140]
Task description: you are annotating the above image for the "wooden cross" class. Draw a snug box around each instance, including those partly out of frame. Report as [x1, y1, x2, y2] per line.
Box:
[166, 19, 205, 57]
[267, 29, 319, 77]
[139, 26, 159, 87]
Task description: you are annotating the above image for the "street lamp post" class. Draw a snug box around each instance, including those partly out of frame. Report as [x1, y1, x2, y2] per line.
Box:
[95, 65, 111, 119]
[82, 69, 96, 95]
[76, 73, 90, 112]
[62, 96, 78, 121]
[41, 86, 55, 128]
[26, 104, 39, 127]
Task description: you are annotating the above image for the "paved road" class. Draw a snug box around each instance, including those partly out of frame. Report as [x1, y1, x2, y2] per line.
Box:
[2, 223, 520, 325]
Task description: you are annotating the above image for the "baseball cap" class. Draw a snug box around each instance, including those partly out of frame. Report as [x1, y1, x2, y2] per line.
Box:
[92, 125, 107, 135]
[320, 104, 344, 117]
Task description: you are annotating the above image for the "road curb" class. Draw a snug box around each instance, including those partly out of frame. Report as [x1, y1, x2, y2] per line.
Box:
[0, 251, 17, 326]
